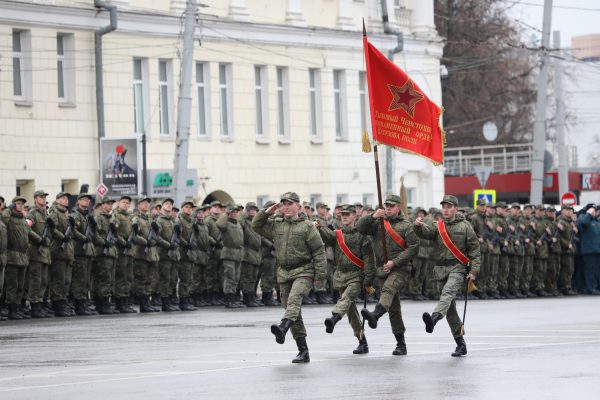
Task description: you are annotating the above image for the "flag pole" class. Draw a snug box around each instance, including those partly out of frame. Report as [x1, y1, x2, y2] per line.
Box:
[363, 19, 388, 264]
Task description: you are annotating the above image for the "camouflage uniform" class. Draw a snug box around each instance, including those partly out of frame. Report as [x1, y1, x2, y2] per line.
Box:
[557, 208, 576, 294]
[409, 207, 429, 300]
[216, 210, 244, 303]
[70, 199, 97, 314]
[544, 208, 562, 295]
[176, 204, 198, 310]
[0, 216, 7, 297]
[155, 209, 180, 310]
[532, 206, 550, 295]
[112, 204, 135, 312]
[519, 205, 537, 296]
[130, 207, 160, 312]
[48, 196, 75, 314]
[494, 203, 511, 297]
[189, 209, 213, 306]
[239, 204, 263, 306]
[205, 205, 223, 304]
[469, 203, 488, 298]
[92, 203, 119, 313]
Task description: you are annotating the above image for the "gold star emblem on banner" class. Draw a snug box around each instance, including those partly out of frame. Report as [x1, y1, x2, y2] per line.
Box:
[387, 80, 424, 118]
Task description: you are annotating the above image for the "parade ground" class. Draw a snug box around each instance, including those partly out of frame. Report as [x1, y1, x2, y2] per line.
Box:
[1, 296, 599, 399]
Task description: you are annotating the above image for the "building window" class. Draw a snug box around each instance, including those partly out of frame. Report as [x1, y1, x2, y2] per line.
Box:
[336, 193, 349, 205]
[309, 68, 323, 142]
[359, 71, 369, 134]
[362, 193, 374, 208]
[57, 33, 76, 104]
[12, 29, 32, 102]
[310, 194, 322, 206]
[133, 58, 149, 135]
[256, 195, 269, 208]
[276, 66, 290, 142]
[333, 69, 347, 141]
[158, 59, 173, 136]
[254, 65, 269, 141]
[219, 63, 233, 139]
[196, 62, 211, 138]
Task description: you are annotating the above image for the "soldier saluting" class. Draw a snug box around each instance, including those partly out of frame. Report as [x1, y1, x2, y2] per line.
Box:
[414, 195, 480, 357]
[252, 192, 327, 363]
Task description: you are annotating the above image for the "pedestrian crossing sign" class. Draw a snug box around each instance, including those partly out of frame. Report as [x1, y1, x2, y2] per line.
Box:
[473, 189, 496, 208]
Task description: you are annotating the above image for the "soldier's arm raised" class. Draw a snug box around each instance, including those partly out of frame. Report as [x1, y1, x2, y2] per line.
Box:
[412, 218, 436, 239]
[355, 213, 378, 236]
[316, 224, 336, 246]
[251, 210, 274, 240]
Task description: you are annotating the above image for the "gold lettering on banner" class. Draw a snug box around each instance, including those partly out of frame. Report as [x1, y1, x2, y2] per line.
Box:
[374, 110, 432, 145]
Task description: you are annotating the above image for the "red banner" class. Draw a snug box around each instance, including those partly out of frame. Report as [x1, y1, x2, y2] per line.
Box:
[363, 37, 445, 165]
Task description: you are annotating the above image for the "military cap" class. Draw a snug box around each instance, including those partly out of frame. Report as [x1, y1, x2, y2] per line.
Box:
[414, 206, 428, 215]
[315, 201, 330, 210]
[280, 192, 300, 203]
[340, 204, 356, 214]
[55, 192, 71, 200]
[99, 196, 115, 204]
[138, 197, 151, 204]
[33, 190, 49, 198]
[476, 198, 487, 206]
[236, 204, 244, 211]
[354, 202, 364, 208]
[440, 195, 459, 207]
[561, 204, 573, 210]
[225, 203, 239, 213]
[546, 205, 556, 211]
[363, 204, 374, 211]
[384, 194, 402, 205]
[94, 202, 102, 209]
[181, 200, 195, 208]
[162, 197, 174, 205]
[152, 203, 162, 209]
[523, 204, 533, 210]
[510, 203, 521, 209]
[209, 200, 223, 207]
[535, 204, 545, 211]
[119, 195, 132, 202]
[199, 204, 211, 211]
[432, 208, 442, 214]
[77, 193, 93, 200]
[334, 204, 342, 210]
[12, 196, 27, 204]
[246, 202, 259, 210]
[487, 202, 496, 208]
[496, 201, 507, 208]
[172, 206, 180, 212]
[263, 200, 276, 209]
[457, 207, 466, 213]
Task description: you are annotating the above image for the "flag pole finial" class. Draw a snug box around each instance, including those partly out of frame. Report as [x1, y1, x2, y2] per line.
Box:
[362, 18, 367, 37]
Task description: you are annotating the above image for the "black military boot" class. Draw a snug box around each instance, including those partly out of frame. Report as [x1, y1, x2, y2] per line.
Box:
[361, 303, 387, 329]
[30, 303, 46, 319]
[252, 293, 265, 307]
[224, 294, 236, 309]
[392, 332, 407, 355]
[8, 304, 23, 320]
[324, 313, 342, 333]
[353, 336, 369, 354]
[139, 296, 152, 313]
[180, 297, 197, 311]
[451, 336, 467, 357]
[150, 294, 162, 307]
[75, 300, 91, 316]
[244, 293, 258, 307]
[119, 297, 137, 313]
[292, 337, 310, 363]
[423, 311, 443, 333]
[271, 318, 294, 344]
[161, 297, 174, 312]
[262, 291, 278, 307]
[53, 300, 71, 317]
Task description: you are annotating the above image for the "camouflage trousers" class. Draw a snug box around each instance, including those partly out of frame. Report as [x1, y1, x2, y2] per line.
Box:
[259, 257, 277, 293]
[178, 260, 194, 298]
[486, 254, 499, 293]
[476, 252, 488, 294]
[4, 265, 26, 304]
[49, 259, 71, 301]
[314, 260, 333, 292]
[132, 259, 153, 296]
[508, 255, 524, 293]
[158, 260, 174, 298]
[27, 261, 49, 303]
[545, 253, 561, 292]
[0, 263, 4, 296]
[170, 261, 179, 298]
[71, 256, 93, 300]
[222, 259, 241, 294]
[114, 255, 133, 298]
[558, 253, 574, 291]
[191, 263, 207, 295]
[240, 262, 260, 294]
[206, 258, 222, 293]
[92, 256, 116, 298]
[332, 281, 362, 338]
[378, 268, 409, 335]
[519, 255, 534, 292]
[279, 276, 313, 339]
[424, 259, 437, 297]
[532, 257, 548, 292]
[409, 257, 427, 296]
[497, 254, 510, 292]
[433, 264, 468, 338]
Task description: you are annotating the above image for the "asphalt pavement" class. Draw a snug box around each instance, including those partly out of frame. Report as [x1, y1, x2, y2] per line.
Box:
[1, 296, 599, 399]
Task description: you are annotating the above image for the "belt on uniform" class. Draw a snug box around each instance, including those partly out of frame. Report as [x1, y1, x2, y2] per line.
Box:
[435, 260, 461, 267]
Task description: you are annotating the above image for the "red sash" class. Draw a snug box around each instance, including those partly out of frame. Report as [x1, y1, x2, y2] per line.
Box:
[436, 220, 470, 266]
[383, 220, 407, 249]
[335, 230, 364, 269]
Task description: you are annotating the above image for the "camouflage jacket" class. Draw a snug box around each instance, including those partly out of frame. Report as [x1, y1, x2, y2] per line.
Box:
[189, 218, 213, 266]
[94, 211, 118, 259]
[72, 207, 96, 258]
[205, 213, 221, 260]
[239, 212, 262, 266]
[0, 218, 7, 267]
[113, 209, 133, 255]
[318, 225, 375, 288]
[177, 213, 194, 263]
[413, 213, 481, 275]
[26, 206, 53, 264]
[557, 216, 574, 254]
[156, 213, 179, 261]
[216, 213, 244, 262]
[356, 213, 419, 278]
[316, 214, 335, 261]
[532, 216, 549, 259]
[130, 210, 159, 262]
[2, 208, 37, 267]
[49, 204, 75, 262]
[253, 211, 327, 283]
[470, 210, 488, 254]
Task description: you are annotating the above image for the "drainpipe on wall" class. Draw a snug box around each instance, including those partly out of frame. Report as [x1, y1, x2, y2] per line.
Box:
[380, 0, 404, 195]
[94, 0, 118, 188]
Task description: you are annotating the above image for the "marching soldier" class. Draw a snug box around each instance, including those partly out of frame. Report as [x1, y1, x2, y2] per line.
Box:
[557, 205, 577, 295]
[315, 204, 375, 354]
[239, 202, 263, 307]
[49, 192, 75, 317]
[217, 204, 244, 308]
[176, 200, 198, 311]
[414, 195, 480, 357]
[314, 202, 335, 304]
[25, 191, 54, 318]
[358, 194, 419, 356]
[92, 197, 119, 314]
[70, 193, 97, 315]
[155, 198, 180, 311]
[253, 192, 327, 363]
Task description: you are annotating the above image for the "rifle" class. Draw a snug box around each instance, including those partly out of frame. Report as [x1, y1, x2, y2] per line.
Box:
[83, 214, 97, 253]
[103, 222, 118, 256]
[144, 221, 159, 255]
[61, 216, 76, 250]
[167, 224, 182, 259]
[37, 217, 55, 255]
[187, 223, 199, 258]
[124, 223, 138, 255]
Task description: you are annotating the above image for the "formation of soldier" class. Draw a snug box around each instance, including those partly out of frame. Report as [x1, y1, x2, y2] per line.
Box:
[0, 191, 585, 362]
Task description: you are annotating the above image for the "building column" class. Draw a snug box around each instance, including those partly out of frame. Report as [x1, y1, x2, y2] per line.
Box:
[229, 0, 250, 21]
[170, 0, 185, 14]
[337, 0, 354, 30]
[410, 0, 436, 39]
[286, 0, 306, 26]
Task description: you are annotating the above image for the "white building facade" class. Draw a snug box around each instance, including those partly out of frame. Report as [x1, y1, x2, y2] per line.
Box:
[0, 0, 445, 208]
